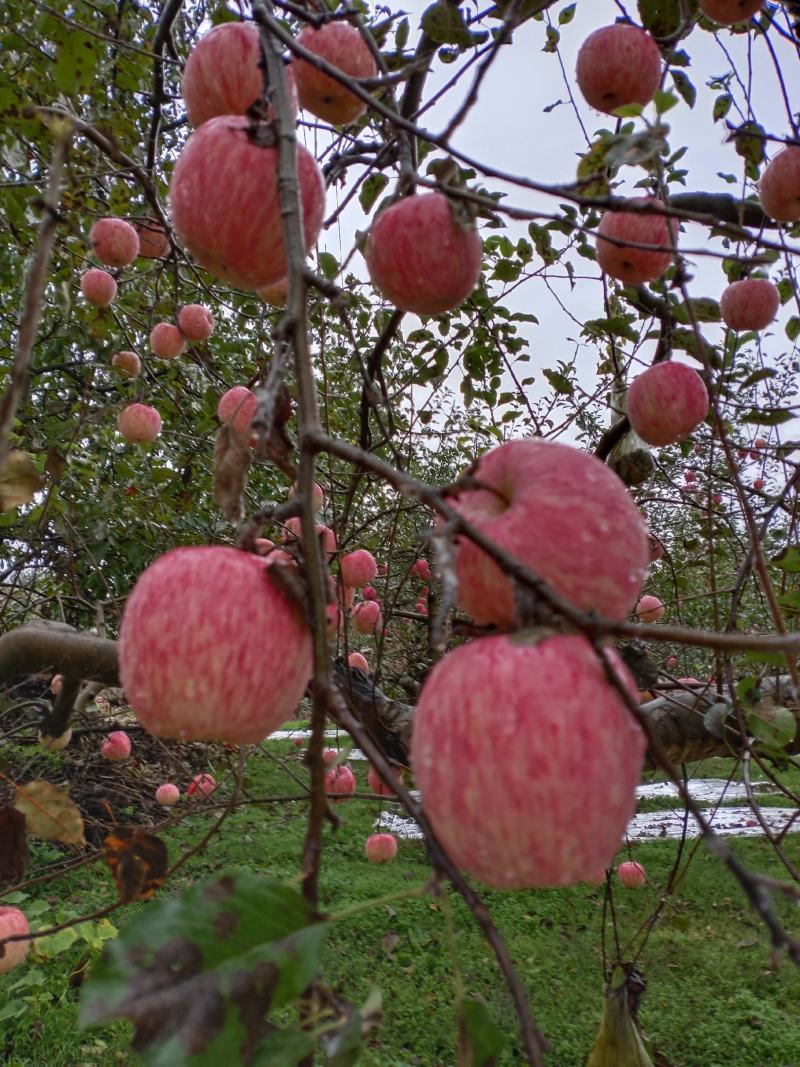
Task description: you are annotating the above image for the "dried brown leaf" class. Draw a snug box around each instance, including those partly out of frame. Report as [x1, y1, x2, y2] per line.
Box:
[0, 451, 43, 511]
[0, 807, 27, 887]
[213, 425, 251, 523]
[103, 826, 168, 904]
[251, 382, 296, 478]
[14, 780, 86, 847]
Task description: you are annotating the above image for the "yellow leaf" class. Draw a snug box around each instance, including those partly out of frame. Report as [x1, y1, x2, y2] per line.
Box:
[0, 451, 43, 511]
[14, 781, 86, 847]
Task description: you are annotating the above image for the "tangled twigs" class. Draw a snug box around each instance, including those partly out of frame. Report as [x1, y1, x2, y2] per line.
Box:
[0, 116, 72, 471]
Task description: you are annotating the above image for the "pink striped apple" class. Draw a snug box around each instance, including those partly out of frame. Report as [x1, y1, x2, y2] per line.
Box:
[576, 24, 662, 114]
[365, 833, 398, 862]
[292, 23, 376, 125]
[626, 362, 709, 447]
[0, 907, 30, 974]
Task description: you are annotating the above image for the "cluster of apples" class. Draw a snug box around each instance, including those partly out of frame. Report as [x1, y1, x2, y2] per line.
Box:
[576, 15, 790, 449]
[170, 21, 482, 317]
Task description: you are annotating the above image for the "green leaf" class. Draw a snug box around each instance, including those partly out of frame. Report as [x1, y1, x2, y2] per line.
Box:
[252, 1028, 314, 1065]
[359, 174, 389, 214]
[318, 252, 339, 280]
[421, 1, 474, 47]
[0, 999, 28, 1022]
[638, 0, 685, 36]
[713, 93, 733, 122]
[786, 316, 800, 342]
[770, 544, 800, 572]
[458, 998, 507, 1065]
[671, 70, 696, 109]
[557, 3, 576, 24]
[747, 702, 797, 750]
[79, 873, 328, 1066]
[543, 368, 573, 396]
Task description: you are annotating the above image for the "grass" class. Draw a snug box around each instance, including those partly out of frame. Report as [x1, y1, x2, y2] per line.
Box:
[1, 742, 799, 1066]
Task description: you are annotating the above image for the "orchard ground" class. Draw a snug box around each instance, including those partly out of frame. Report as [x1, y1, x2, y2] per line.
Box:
[2, 731, 799, 1067]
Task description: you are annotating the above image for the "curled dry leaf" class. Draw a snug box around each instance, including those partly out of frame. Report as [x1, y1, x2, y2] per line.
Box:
[14, 780, 86, 847]
[103, 826, 169, 904]
[0, 806, 28, 888]
[251, 381, 296, 478]
[0, 451, 43, 511]
[213, 424, 251, 523]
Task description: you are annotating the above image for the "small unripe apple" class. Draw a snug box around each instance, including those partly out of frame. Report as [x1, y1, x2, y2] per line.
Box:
[348, 651, 370, 673]
[596, 198, 676, 284]
[292, 23, 376, 125]
[50, 673, 63, 695]
[112, 351, 141, 378]
[178, 304, 215, 341]
[257, 279, 288, 307]
[365, 833, 398, 862]
[119, 546, 313, 744]
[38, 727, 72, 751]
[617, 860, 646, 889]
[665, 655, 678, 668]
[626, 362, 709, 447]
[134, 219, 170, 259]
[368, 764, 394, 797]
[635, 594, 665, 622]
[411, 633, 645, 889]
[325, 763, 357, 800]
[101, 730, 131, 762]
[0, 907, 30, 974]
[575, 24, 662, 114]
[80, 268, 117, 307]
[351, 600, 382, 634]
[699, 0, 764, 25]
[340, 548, 378, 588]
[155, 783, 180, 806]
[169, 116, 325, 291]
[218, 386, 257, 434]
[118, 403, 162, 443]
[720, 278, 779, 331]
[150, 322, 186, 360]
[759, 147, 800, 222]
[90, 217, 140, 267]
[365, 192, 482, 316]
[182, 22, 298, 128]
[187, 772, 217, 798]
[447, 439, 649, 628]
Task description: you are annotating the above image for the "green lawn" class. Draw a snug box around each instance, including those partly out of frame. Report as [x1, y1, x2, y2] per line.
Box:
[2, 741, 799, 1066]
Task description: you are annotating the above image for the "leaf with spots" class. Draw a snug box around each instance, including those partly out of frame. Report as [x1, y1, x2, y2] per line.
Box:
[103, 827, 168, 904]
[79, 873, 328, 1065]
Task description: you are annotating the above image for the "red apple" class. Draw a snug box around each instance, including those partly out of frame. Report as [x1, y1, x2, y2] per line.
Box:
[665, 655, 678, 668]
[118, 403, 162, 443]
[283, 517, 337, 559]
[218, 386, 257, 434]
[288, 479, 325, 513]
[416, 599, 428, 616]
[348, 651, 370, 673]
[169, 116, 325, 290]
[596, 197, 676, 284]
[80, 268, 117, 307]
[575, 24, 662, 114]
[446, 439, 648, 628]
[323, 748, 338, 764]
[635, 594, 665, 622]
[50, 673, 63, 695]
[684, 470, 696, 483]
[699, 0, 764, 25]
[155, 782, 180, 806]
[90, 217, 140, 267]
[678, 676, 700, 685]
[187, 772, 217, 798]
[119, 546, 314, 744]
[257, 279, 288, 307]
[759, 147, 800, 222]
[178, 303, 215, 341]
[617, 860, 646, 889]
[149, 322, 186, 360]
[365, 192, 482, 316]
[325, 763, 357, 800]
[712, 492, 723, 505]
[134, 219, 170, 259]
[754, 437, 768, 449]
[626, 362, 709, 447]
[182, 22, 298, 128]
[753, 477, 765, 491]
[292, 23, 376, 125]
[351, 600, 382, 634]
[410, 558, 431, 581]
[411, 632, 645, 888]
[0, 907, 30, 974]
[362, 585, 377, 601]
[101, 730, 131, 762]
[648, 534, 665, 562]
[112, 351, 142, 378]
[367, 764, 394, 797]
[720, 278, 779, 331]
[340, 548, 377, 588]
[365, 833, 398, 862]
